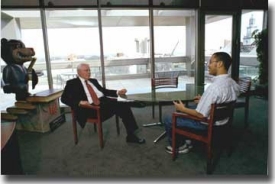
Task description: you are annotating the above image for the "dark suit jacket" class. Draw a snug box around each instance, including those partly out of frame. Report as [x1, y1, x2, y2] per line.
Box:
[61, 77, 118, 128]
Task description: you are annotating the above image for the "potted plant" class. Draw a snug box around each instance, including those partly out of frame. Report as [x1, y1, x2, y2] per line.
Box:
[252, 28, 268, 99]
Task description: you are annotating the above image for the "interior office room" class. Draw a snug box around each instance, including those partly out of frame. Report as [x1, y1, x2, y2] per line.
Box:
[1, 0, 269, 179]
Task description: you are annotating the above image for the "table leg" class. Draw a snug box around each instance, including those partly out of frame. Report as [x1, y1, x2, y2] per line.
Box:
[142, 102, 163, 127]
[153, 131, 166, 143]
[143, 122, 162, 127]
[142, 101, 169, 143]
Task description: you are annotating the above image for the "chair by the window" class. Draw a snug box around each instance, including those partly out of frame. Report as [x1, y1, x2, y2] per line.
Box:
[71, 104, 120, 149]
[235, 77, 252, 127]
[151, 73, 179, 119]
[171, 101, 236, 174]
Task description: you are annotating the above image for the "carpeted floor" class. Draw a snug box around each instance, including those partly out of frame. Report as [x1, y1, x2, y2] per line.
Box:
[5, 95, 269, 180]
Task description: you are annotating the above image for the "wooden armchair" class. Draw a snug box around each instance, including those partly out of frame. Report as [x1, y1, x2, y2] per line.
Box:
[171, 101, 236, 174]
[151, 76, 179, 119]
[152, 77, 179, 89]
[235, 77, 252, 127]
[71, 104, 120, 149]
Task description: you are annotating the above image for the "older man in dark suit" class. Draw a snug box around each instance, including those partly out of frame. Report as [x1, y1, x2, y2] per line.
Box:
[61, 63, 145, 144]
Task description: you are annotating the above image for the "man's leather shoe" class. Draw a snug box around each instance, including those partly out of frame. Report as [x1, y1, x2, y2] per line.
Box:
[126, 135, 146, 144]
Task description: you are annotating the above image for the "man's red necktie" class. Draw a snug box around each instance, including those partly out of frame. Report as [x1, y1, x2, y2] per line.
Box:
[85, 80, 100, 105]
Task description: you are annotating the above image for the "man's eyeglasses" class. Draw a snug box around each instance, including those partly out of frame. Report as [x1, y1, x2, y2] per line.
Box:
[208, 60, 220, 65]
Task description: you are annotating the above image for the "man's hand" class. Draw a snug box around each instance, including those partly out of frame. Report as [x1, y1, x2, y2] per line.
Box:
[79, 100, 90, 106]
[173, 99, 204, 118]
[193, 94, 201, 104]
[173, 100, 186, 112]
[118, 88, 127, 95]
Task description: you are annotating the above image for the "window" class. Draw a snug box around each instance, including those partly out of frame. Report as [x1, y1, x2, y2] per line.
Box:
[204, 15, 233, 84]
[101, 9, 151, 93]
[1, 10, 45, 109]
[239, 10, 264, 87]
[153, 10, 196, 90]
[44, 9, 100, 89]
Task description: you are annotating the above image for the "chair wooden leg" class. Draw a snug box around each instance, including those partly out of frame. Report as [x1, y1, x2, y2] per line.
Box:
[72, 119, 78, 145]
[172, 134, 177, 160]
[206, 144, 213, 174]
[97, 122, 104, 149]
[172, 118, 177, 160]
[115, 115, 120, 135]
[94, 124, 97, 132]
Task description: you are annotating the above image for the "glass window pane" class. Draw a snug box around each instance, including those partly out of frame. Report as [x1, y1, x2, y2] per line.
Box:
[153, 10, 196, 91]
[204, 15, 233, 84]
[240, 10, 264, 88]
[101, 9, 151, 94]
[1, 10, 46, 110]
[45, 9, 100, 89]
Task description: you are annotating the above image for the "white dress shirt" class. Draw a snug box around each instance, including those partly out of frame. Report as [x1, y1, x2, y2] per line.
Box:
[196, 74, 240, 126]
[78, 77, 104, 104]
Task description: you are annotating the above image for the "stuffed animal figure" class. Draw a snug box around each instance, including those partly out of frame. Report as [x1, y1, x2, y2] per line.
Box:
[1, 38, 38, 101]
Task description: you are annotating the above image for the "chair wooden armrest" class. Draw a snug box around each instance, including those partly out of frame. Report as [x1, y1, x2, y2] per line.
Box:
[172, 112, 207, 122]
[79, 103, 100, 110]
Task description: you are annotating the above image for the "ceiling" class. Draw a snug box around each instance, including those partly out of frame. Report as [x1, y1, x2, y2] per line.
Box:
[1, 9, 244, 29]
[2, 9, 196, 29]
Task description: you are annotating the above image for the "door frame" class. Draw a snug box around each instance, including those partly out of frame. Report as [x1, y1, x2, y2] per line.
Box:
[196, 10, 241, 86]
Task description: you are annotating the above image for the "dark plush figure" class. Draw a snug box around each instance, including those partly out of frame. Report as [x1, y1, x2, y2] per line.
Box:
[1, 38, 38, 101]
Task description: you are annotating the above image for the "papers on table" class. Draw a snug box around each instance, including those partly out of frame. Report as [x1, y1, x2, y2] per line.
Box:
[117, 96, 135, 102]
